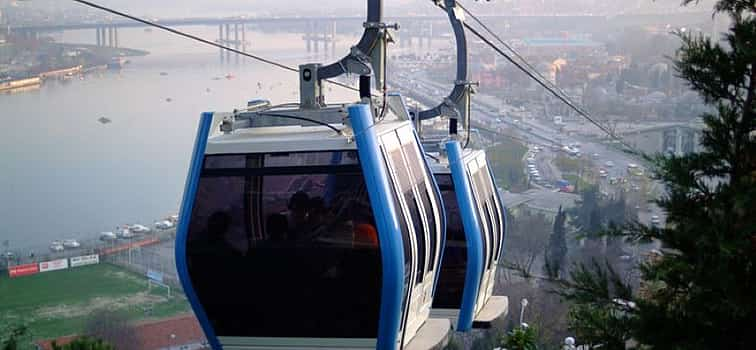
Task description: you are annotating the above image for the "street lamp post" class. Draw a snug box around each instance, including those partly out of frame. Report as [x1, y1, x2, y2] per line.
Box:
[519, 298, 529, 324]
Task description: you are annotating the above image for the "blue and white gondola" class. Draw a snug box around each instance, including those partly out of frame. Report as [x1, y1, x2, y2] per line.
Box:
[428, 142, 508, 331]
[176, 98, 448, 349]
[411, 0, 510, 332]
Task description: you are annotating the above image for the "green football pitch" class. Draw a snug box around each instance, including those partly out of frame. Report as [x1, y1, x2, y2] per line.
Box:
[0, 263, 191, 348]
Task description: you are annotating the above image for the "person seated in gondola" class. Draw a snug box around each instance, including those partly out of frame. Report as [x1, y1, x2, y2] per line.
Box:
[353, 223, 378, 247]
[265, 213, 288, 244]
[189, 211, 242, 258]
[285, 191, 311, 242]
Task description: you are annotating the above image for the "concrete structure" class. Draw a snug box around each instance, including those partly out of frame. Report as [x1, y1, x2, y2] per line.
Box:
[303, 20, 337, 57]
[217, 23, 247, 63]
[621, 123, 703, 155]
[500, 189, 580, 218]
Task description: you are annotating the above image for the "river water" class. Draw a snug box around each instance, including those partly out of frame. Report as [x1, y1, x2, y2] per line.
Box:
[0, 26, 361, 250]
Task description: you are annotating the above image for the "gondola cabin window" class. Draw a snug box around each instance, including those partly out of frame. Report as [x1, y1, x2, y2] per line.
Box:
[186, 151, 382, 338]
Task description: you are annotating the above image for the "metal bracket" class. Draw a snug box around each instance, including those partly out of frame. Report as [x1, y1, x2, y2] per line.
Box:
[341, 47, 373, 76]
[364, 21, 400, 30]
[439, 98, 461, 119]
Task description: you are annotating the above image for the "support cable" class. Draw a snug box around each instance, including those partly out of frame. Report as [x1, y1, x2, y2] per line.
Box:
[433, 1, 639, 153]
[70, 0, 362, 94]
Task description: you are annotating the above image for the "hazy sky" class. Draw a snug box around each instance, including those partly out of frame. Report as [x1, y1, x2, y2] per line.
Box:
[13, 0, 719, 19]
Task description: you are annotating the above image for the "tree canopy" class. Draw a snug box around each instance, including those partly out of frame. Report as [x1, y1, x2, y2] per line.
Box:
[559, 1, 756, 349]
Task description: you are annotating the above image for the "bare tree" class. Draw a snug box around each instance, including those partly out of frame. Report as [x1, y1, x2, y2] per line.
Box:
[84, 310, 142, 350]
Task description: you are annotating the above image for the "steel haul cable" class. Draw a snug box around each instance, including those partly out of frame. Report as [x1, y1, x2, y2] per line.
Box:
[70, 0, 363, 94]
[433, 1, 640, 154]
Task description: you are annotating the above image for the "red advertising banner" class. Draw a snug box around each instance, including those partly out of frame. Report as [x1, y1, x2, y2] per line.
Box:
[8, 263, 40, 278]
[100, 237, 160, 255]
[39, 258, 69, 273]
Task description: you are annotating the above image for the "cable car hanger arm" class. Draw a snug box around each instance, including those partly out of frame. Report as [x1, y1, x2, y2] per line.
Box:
[417, 0, 477, 133]
[316, 0, 397, 89]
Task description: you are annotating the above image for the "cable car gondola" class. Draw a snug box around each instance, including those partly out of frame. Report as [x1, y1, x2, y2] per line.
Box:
[175, 1, 450, 348]
[429, 142, 508, 330]
[412, 0, 509, 332]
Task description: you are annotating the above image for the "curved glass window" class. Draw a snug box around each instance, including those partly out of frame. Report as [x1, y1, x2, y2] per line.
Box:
[480, 162, 505, 260]
[432, 174, 468, 309]
[467, 164, 492, 271]
[402, 142, 438, 274]
[186, 151, 382, 338]
[473, 163, 497, 269]
[389, 147, 427, 284]
[379, 145, 413, 334]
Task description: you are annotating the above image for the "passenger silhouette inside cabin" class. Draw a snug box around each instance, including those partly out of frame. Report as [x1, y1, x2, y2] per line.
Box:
[286, 191, 310, 241]
[200, 211, 241, 257]
[265, 213, 288, 242]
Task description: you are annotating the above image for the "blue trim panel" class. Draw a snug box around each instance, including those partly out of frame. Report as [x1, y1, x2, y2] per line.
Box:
[350, 104, 404, 350]
[413, 131, 446, 297]
[486, 160, 507, 261]
[446, 141, 484, 331]
[175, 113, 222, 350]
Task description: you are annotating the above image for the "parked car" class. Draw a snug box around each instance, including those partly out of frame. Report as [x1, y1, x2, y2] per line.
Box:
[62, 239, 80, 248]
[49, 244, 64, 252]
[117, 226, 135, 239]
[154, 220, 175, 230]
[100, 232, 117, 241]
[129, 224, 151, 234]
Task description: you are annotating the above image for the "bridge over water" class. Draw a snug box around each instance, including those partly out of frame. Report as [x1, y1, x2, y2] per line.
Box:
[6, 11, 719, 65]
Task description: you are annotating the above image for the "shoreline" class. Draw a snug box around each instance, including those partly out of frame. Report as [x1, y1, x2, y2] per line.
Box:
[1, 42, 150, 93]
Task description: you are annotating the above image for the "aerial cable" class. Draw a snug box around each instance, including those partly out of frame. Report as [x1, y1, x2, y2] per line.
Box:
[459, 3, 598, 124]
[464, 21, 637, 153]
[432, 1, 638, 153]
[456, 2, 568, 100]
[69, 0, 363, 94]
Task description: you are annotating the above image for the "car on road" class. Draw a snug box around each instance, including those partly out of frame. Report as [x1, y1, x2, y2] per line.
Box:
[605, 160, 615, 167]
[592, 153, 600, 159]
[651, 215, 662, 226]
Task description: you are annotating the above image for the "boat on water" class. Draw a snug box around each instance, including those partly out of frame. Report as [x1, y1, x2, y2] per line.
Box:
[107, 57, 126, 69]
[0, 77, 41, 92]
